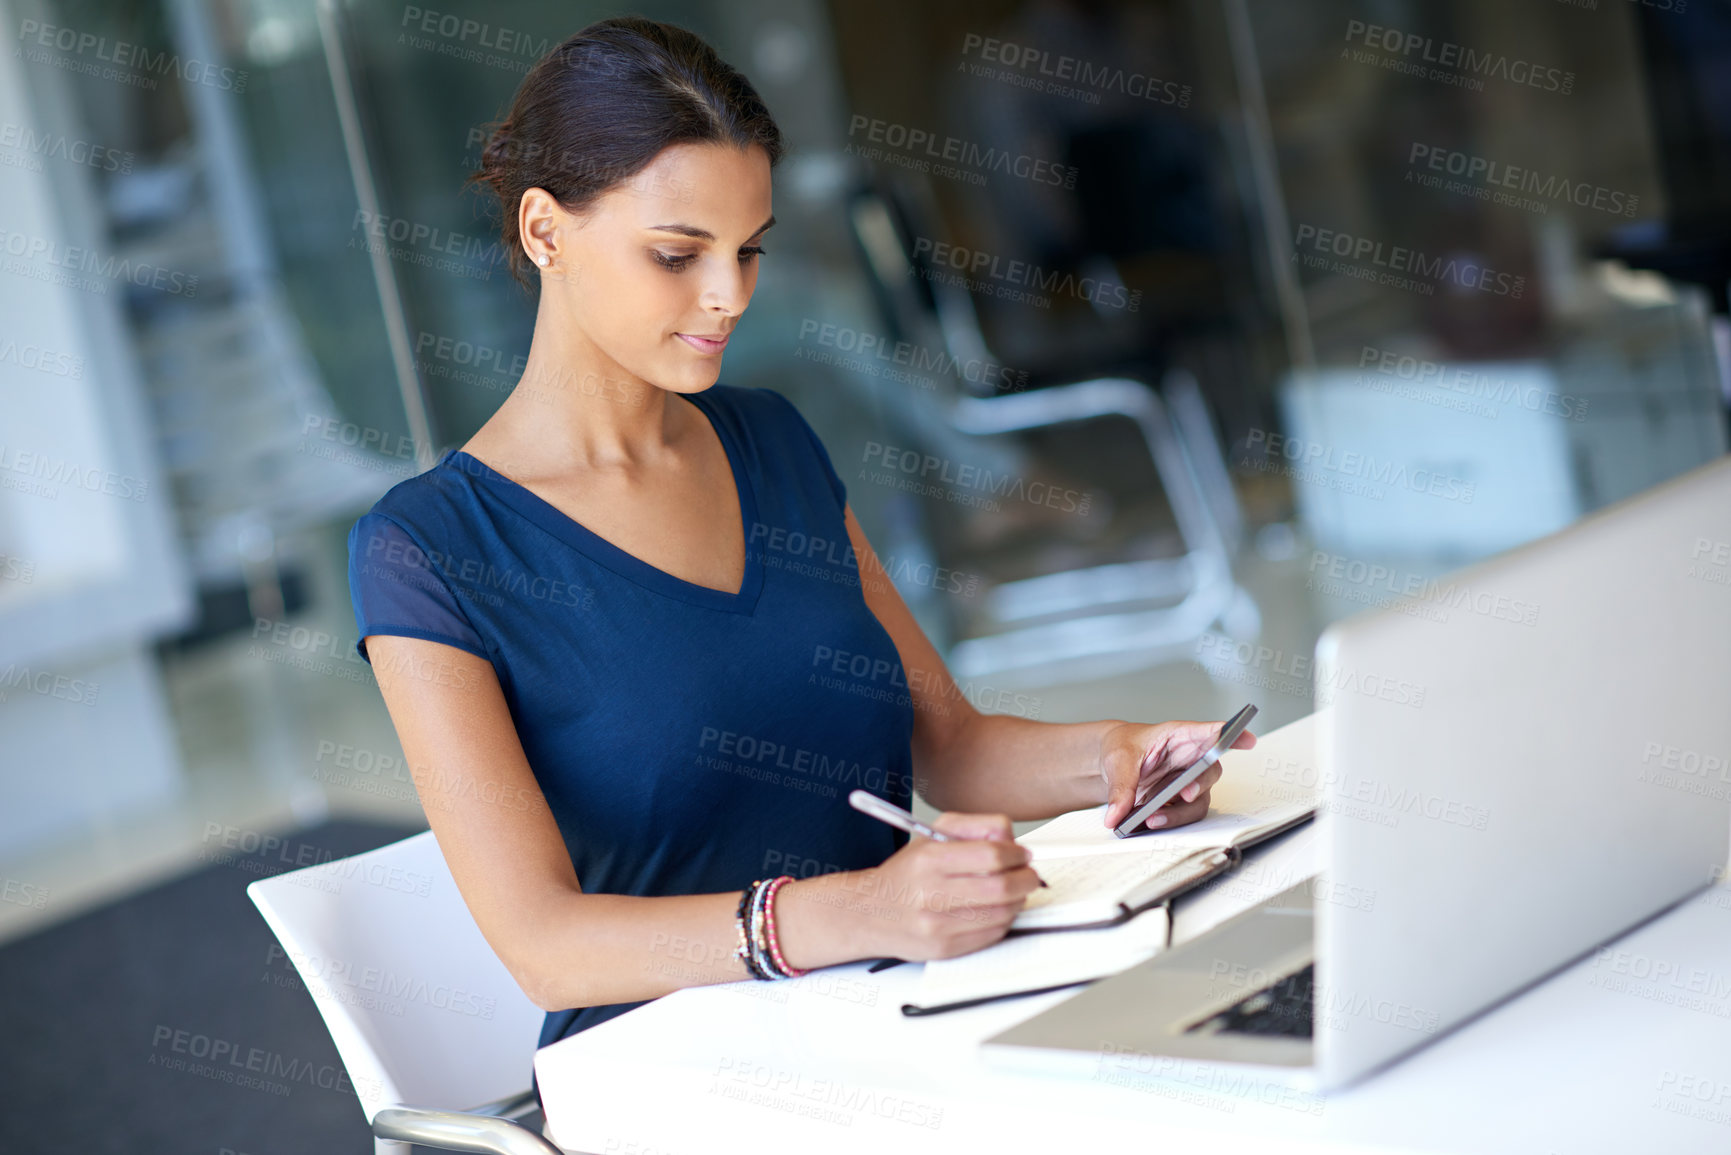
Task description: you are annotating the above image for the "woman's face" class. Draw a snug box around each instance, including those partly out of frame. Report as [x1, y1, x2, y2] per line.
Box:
[538, 141, 774, 397]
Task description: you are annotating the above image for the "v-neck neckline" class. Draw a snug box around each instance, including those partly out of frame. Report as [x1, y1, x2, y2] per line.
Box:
[444, 388, 764, 615]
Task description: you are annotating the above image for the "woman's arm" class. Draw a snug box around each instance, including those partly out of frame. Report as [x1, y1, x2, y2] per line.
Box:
[364, 634, 1033, 1010]
[365, 635, 864, 1009]
[842, 506, 1244, 827]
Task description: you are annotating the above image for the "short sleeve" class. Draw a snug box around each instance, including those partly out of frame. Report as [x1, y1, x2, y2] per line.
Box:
[766, 390, 847, 512]
[347, 511, 490, 663]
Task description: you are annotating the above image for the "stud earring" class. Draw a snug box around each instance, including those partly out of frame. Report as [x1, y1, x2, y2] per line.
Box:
[536, 254, 549, 267]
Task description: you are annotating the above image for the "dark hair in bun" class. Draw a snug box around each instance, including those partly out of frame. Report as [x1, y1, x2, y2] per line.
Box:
[466, 16, 784, 290]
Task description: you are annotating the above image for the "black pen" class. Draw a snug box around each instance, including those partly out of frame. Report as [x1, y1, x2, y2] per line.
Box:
[847, 790, 1049, 887]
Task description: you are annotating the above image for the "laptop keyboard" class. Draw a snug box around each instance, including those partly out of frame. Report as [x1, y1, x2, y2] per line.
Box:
[1185, 962, 1314, 1039]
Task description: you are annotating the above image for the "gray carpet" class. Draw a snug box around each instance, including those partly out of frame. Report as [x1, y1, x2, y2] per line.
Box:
[0, 819, 518, 1154]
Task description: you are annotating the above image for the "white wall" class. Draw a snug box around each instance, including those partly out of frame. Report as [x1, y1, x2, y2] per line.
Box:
[0, 0, 194, 858]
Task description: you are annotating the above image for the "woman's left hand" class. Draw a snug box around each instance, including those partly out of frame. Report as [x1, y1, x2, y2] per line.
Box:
[1096, 719, 1258, 833]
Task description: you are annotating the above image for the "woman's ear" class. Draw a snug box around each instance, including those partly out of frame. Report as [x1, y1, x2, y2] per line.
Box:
[519, 186, 563, 274]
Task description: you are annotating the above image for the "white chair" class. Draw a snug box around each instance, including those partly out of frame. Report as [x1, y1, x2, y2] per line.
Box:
[247, 830, 564, 1154]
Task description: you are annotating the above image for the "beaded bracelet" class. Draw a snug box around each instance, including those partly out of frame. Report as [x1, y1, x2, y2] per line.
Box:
[750, 876, 782, 979]
[738, 878, 780, 980]
[733, 875, 808, 980]
[761, 875, 808, 979]
[733, 882, 771, 981]
[749, 877, 772, 974]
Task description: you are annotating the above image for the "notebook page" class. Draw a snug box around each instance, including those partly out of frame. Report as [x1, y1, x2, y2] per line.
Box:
[915, 906, 1171, 1008]
[1020, 797, 1314, 859]
[1013, 843, 1204, 928]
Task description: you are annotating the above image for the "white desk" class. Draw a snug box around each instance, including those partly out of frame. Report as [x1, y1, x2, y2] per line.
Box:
[536, 718, 1731, 1155]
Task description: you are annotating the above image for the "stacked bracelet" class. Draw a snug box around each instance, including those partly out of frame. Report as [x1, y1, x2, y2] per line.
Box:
[733, 875, 809, 980]
[733, 883, 772, 980]
[760, 876, 808, 978]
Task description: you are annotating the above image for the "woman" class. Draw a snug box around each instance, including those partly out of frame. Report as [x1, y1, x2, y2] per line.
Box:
[346, 14, 1253, 1106]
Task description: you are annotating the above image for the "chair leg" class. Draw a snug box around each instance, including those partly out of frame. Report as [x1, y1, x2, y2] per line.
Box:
[1164, 367, 1247, 555]
[375, 1138, 414, 1155]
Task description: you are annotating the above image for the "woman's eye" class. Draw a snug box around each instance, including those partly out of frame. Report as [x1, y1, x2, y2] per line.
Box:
[651, 246, 765, 271]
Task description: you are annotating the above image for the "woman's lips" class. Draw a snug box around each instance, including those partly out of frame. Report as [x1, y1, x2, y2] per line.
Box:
[677, 332, 729, 354]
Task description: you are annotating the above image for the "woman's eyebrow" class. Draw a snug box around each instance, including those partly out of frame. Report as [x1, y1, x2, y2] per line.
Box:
[646, 215, 776, 241]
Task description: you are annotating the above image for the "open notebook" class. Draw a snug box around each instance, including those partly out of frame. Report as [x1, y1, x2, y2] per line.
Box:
[1011, 795, 1315, 931]
[903, 792, 1315, 1015]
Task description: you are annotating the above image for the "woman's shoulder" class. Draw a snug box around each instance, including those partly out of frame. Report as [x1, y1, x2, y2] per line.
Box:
[350, 451, 487, 550]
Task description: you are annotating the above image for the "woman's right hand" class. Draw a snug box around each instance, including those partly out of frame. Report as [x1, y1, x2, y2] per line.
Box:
[845, 811, 1043, 961]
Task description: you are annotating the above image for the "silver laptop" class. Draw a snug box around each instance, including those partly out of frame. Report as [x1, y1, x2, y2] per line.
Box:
[984, 455, 1731, 1092]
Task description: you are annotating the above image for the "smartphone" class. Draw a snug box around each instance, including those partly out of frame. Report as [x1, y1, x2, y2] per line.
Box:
[1112, 703, 1258, 839]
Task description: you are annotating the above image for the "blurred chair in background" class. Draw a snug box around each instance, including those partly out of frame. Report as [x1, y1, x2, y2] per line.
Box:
[845, 171, 1257, 684]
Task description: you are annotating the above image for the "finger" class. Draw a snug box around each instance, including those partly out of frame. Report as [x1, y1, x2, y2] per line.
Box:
[1133, 730, 1214, 792]
[1142, 757, 1212, 795]
[1171, 719, 1257, 761]
[1135, 756, 1213, 806]
[1150, 791, 1212, 830]
[974, 864, 1044, 903]
[931, 810, 1015, 842]
[1104, 758, 1148, 829]
[1142, 718, 1252, 802]
[931, 838, 1033, 878]
[938, 921, 1019, 958]
[918, 886, 1026, 931]
[931, 861, 1042, 900]
[925, 855, 1027, 899]
[1165, 720, 1228, 763]
[938, 896, 1029, 926]
[1179, 762, 1225, 804]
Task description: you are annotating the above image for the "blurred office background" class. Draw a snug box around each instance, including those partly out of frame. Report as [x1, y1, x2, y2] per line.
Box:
[1, 0, 1727, 1149]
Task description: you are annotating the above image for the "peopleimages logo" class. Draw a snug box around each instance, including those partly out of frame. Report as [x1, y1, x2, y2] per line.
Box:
[958, 33, 1192, 107]
[0, 443, 151, 501]
[1307, 549, 1541, 628]
[845, 115, 1077, 189]
[17, 19, 249, 92]
[910, 236, 1142, 312]
[0, 226, 198, 297]
[398, 6, 552, 58]
[1293, 224, 1525, 299]
[0, 663, 100, 706]
[351, 211, 508, 267]
[1343, 20, 1574, 94]
[1407, 144, 1638, 218]
[0, 337, 83, 378]
[861, 440, 1094, 513]
[0, 122, 133, 173]
[1357, 344, 1587, 421]
[1242, 429, 1476, 505]
[795, 319, 1030, 394]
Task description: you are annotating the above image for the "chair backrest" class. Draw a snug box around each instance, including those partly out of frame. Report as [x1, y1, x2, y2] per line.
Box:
[246, 830, 544, 1120]
[845, 176, 994, 397]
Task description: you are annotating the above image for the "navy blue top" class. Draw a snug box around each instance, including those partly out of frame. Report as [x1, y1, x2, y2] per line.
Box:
[345, 384, 915, 1074]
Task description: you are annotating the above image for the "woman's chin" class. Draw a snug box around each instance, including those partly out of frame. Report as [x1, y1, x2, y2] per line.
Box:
[669, 361, 725, 392]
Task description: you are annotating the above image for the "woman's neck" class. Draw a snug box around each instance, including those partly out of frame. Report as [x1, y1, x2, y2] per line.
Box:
[470, 338, 700, 483]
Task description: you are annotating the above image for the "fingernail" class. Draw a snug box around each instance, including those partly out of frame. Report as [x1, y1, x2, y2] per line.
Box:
[1147, 813, 1168, 828]
[1182, 784, 1200, 802]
